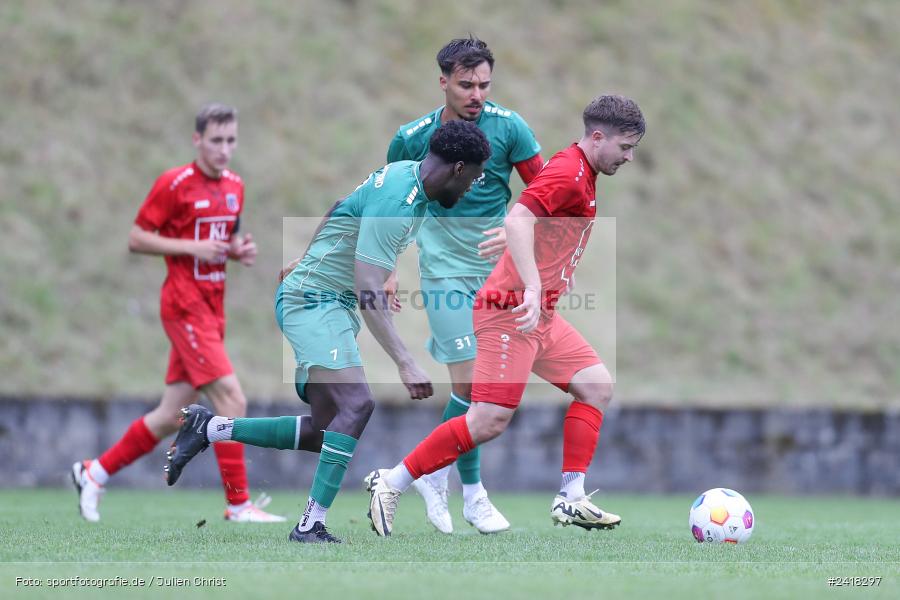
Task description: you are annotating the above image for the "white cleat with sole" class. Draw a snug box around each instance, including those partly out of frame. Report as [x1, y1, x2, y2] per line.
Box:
[550, 490, 621, 530]
[224, 493, 286, 522]
[366, 469, 402, 537]
[411, 466, 453, 534]
[71, 460, 104, 523]
[463, 492, 510, 534]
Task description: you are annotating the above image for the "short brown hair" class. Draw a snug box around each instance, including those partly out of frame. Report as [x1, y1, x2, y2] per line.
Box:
[436, 36, 494, 76]
[195, 103, 238, 134]
[583, 95, 645, 137]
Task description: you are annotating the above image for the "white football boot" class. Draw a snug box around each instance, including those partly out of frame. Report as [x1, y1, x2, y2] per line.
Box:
[224, 493, 286, 522]
[411, 466, 453, 534]
[463, 490, 510, 534]
[550, 490, 621, 530]
[71, 460, 104, 523]
[365, 469, 402, 537]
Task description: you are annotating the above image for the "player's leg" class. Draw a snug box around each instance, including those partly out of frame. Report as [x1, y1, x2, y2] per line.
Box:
[532, 316, 620, 530]
[407, 360, 473, 533]
[202, 374, 276, 521]
[164, 309, 285, 523]
[416, 277, 502, 532]
[290, 366, 373, 543]
[443, 360, 511, 532]
[72, 355, 195, 522]
[198, 365, 329, 453]
[368, 310, 533, 536]
[171, 313, 281, 523]
[164, 377, 326, 488]
[367, 399, 516, 537]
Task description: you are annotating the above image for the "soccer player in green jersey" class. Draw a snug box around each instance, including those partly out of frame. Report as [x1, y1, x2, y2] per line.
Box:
[164, 120, 492, 543]
[384, 37, 544, 534]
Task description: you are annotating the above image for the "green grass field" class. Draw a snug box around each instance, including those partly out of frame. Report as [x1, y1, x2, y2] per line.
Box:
[2, 489, 898, 599]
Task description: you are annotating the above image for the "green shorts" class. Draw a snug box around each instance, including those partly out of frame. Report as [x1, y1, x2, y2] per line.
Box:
[420, 275, 486, 364]
[275, 282, 363, 402]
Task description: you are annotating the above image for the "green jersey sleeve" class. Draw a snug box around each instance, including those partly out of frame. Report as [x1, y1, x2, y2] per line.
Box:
[387, 131, 411, 163]
[354, 213, 413, 272]
[508, 112, 542, 164]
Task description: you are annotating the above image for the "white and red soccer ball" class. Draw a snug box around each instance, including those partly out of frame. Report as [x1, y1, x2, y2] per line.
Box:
[689, 488, 754, 544]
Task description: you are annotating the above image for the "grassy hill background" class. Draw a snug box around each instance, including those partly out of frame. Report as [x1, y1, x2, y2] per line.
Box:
[2, 0, 898, 407]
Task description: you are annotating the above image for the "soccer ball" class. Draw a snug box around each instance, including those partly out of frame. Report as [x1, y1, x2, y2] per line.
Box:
[689, 488, 754, 544]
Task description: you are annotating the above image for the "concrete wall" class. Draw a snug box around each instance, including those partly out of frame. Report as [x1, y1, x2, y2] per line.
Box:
[2, 398, 899, 495]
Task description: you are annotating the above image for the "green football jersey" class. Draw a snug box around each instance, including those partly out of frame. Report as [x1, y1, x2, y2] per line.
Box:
[282, 160, 429, 308]
[387, 101, 541, 278]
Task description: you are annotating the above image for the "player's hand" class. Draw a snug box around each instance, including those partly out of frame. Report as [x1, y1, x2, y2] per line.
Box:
[193, 239, 231, 263]
[232, 233, 258, 266]
[398, 361, 433, 400]
[279, 258, 302, 283]
[512, 287, 541, 333]
[383, 270, 402, 313]
[477, 227, 506, 263]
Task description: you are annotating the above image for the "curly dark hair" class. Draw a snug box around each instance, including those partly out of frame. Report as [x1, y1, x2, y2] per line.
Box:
[436, 36, 494, 75]
[583, 95, 645, 137]
[428, 120, 492, 165]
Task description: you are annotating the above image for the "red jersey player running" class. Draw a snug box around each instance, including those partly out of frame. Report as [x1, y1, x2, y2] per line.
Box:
[367, 95, 645, 536]
[71, 104, 284, 523]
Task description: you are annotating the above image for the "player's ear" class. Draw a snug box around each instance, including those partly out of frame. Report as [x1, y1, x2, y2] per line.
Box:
[454, 161, 465, 176]
[192, 131, 201, 147]
[439, 75, 449, 91]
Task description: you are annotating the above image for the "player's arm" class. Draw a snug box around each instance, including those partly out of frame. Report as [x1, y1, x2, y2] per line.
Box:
[383, 268, 402, 313]
[505, 203, 541, 333]
[128, 225, 229, 263]
[514, 153, 544, 185]
[354, 260, 432, 399]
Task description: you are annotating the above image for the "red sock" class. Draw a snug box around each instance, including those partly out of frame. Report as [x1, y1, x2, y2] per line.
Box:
[97, 417, 159, 476]
[403, 416, 475, 479]
[213, 441, 250, 505]
[562, 402, 604, 473]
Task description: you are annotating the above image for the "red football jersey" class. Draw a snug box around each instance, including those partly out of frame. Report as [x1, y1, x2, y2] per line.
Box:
[481, 144, 597, 313]
[134, 162, 244, 319]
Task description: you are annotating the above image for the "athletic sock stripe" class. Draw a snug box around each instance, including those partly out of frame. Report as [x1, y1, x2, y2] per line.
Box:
[320, 443, 354, 459]
[450, 393, 471, 408]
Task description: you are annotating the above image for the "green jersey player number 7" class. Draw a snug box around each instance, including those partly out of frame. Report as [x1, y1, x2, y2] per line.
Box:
[165, 120, 492, 544]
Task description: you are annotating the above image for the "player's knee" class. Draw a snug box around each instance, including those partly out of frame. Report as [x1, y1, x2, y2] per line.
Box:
[470, 411, 510, 443]
[575, 381, 614, 412]
[341, 394, 374, 425]
[485, 418, 508, 440]
[145, 408, 182, 437]
[208, 379, 247, 417]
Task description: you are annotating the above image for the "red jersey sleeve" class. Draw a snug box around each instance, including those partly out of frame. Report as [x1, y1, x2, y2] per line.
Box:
[134, 172, 176, 231]
[516, 154, 581, 218]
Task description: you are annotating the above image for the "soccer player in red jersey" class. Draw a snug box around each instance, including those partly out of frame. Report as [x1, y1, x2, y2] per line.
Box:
[71, 104, 284, 523]
[367, 95, 645, 536]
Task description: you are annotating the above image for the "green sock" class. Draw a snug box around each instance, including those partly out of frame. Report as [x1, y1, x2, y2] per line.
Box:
[231, 416, 302, 449]
[309, 431, 357, 508]
[443, 393, 481, 485]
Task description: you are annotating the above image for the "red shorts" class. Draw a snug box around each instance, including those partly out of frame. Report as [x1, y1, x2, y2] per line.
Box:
[161, 313, 233, 388]
[471, 307, 602, 409]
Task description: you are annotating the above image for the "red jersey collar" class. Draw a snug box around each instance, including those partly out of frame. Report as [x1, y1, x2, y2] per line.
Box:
[192, 160, 224, 180]
[571, 143, 598, 178]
